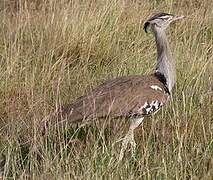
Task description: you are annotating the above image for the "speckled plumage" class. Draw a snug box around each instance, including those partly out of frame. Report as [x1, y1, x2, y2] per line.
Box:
[58, 73, 169, 123]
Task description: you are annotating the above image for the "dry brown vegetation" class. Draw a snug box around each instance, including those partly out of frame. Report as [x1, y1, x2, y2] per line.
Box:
[0, 0, 212, 179]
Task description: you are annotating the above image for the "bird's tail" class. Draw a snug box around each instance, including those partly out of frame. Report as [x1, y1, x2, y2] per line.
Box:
[40, 105, 86, 136]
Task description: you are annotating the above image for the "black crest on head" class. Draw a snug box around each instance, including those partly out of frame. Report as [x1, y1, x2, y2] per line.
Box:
[148, 12, 174, 21]
[143, 12, 174, 33]
[143, 22, 150, 33]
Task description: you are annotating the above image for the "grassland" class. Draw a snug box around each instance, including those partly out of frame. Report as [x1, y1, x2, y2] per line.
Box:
[0, 0, 212, 179]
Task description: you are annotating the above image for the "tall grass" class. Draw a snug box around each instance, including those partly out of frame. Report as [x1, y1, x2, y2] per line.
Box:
[0, 0, 212, 179]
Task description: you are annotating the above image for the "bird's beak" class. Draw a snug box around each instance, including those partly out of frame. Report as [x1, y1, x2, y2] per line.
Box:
[173, 15, 185, 21]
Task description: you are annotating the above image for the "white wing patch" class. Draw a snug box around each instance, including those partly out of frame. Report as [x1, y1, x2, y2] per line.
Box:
[150, 85, 163, 91]
[133, 100, 163, 117]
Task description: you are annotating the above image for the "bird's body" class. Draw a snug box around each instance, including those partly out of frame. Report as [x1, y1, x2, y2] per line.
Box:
[43, 12, 184, 160]
[59, 73, 169, 123]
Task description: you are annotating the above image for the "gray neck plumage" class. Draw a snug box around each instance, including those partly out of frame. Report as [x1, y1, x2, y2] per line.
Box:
[153, 27, 176, 92]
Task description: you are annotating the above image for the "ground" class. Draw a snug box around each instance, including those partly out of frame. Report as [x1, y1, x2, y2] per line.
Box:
[0, 0, 212, 179]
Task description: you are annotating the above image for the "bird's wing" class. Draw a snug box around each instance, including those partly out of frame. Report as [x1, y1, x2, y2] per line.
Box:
[59, 75, 169, 123]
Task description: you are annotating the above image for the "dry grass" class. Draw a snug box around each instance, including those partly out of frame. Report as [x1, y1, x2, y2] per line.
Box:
[0, 0, 212, 179]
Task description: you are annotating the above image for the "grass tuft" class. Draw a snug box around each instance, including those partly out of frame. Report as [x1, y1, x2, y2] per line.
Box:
[0, 0, 212, 179]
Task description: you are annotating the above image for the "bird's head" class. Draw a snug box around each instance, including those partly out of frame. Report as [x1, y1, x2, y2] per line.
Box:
[144, 12, 184, 33]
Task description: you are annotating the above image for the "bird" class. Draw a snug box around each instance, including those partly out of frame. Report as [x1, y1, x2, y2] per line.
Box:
[42, 12, 184, 160]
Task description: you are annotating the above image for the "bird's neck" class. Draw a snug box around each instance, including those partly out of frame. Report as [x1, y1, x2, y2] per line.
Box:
[153, 28, 176, 92]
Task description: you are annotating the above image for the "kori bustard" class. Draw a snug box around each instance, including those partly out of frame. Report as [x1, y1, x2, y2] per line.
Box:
[42, 12, 184, 160]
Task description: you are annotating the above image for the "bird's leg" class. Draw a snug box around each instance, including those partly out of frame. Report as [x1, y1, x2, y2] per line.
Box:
[119, 117, 144, 161]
